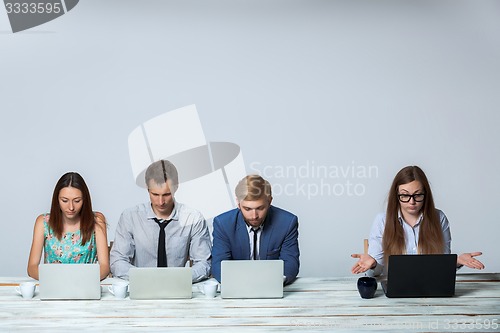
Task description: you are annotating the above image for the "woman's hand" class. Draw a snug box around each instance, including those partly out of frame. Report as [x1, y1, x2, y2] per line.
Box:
[350, 253, 376, 274]
[457, 252, 485, 270]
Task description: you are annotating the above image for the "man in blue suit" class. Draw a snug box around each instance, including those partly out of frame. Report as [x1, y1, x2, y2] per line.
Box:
[212, 175, 300, 285]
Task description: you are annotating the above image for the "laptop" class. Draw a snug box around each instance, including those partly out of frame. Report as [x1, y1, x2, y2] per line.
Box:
[128, 267, 192, 299]
[39, 264, 101, 300]
[221, 260, 284, 299]
[382, 254, 457, 298]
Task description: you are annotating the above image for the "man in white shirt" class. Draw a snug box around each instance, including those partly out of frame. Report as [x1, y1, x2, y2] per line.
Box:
[110, 160, 211, 282]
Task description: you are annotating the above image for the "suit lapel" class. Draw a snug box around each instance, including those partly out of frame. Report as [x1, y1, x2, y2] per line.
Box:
[236, 211, 251, 259]
[259, 206, 274, 260]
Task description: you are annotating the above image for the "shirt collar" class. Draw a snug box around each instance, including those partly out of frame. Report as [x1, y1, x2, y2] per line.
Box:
[244, 215, 266, 232]
[397, 209, 424, 227]
[245, 223, 263, 233]
[146, 200, 179, 221]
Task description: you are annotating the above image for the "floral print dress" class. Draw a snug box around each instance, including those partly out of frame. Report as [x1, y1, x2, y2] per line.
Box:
[43, 214, 97, 264]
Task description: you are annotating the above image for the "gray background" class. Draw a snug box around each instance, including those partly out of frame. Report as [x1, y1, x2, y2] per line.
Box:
[1, 0, 499, 277]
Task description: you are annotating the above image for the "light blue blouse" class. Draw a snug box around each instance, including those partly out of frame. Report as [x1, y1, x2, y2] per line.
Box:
[367, 209, 451, 276]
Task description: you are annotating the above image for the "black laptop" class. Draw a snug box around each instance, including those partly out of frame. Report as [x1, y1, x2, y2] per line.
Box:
[381, 254, 457, 298]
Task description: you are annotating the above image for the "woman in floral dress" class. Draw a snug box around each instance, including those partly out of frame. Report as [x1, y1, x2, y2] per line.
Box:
[27, 172, 109, 280]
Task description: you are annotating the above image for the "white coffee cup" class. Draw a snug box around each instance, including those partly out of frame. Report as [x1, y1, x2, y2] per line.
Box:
[15, 282, 36, 299]
[108, 282, 128, 299]
[198, 281, 218, 298]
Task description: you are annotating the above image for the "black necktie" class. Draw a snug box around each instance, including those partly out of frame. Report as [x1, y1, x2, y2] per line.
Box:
[251, 228, 260, 260]
[154, 218, 172, 267]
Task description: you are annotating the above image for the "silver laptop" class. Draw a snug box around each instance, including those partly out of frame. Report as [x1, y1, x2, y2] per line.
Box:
[128, 267, 192, 299]
[39, 264, 101, 300]
[221, 260, 284, 299]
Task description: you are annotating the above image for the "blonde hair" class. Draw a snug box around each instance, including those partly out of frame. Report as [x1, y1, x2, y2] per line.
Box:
[235, 175, 272, 201]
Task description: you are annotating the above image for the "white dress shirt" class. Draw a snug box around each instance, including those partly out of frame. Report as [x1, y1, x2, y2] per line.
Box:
[246, 225, 262, 260]
[110, 200, 212, 282]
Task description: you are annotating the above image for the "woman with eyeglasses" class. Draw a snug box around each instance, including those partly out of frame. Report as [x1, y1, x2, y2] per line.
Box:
[351, 165, 484, 276]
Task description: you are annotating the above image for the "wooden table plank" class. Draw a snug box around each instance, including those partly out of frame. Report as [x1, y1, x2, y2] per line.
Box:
[0, 274, 498, 332]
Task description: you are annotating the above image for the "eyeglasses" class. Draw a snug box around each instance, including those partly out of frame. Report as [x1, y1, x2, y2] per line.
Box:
[398, 193, 425, 203]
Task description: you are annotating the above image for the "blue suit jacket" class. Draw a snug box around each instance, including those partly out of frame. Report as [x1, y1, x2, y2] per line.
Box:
[212, 205, 300, 285]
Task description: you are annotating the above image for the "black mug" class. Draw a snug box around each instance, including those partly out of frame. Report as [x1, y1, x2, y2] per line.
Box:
[357, 277, 377, 299]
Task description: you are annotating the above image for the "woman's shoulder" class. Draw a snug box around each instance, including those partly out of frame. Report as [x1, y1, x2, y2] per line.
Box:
[370, 212, 387, 229]
[35, 213, 49, 225]
[93, 211, 106, 224]
[34, 214, 51, 235]
[373, 212, 387, 222]
[434, 208, 449, 223]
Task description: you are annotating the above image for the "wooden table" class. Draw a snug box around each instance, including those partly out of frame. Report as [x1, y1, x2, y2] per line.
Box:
[1, 274, 499, 332]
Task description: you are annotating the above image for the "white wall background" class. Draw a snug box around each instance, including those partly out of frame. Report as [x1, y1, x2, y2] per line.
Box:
[1, 0, 499, 277]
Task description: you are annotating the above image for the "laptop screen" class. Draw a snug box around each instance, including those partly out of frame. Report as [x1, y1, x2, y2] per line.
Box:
[383, 254, 457, 298]
[128, 267, 192, 299]
[221, 260, 284, 299]
[39, 264, 101, 300]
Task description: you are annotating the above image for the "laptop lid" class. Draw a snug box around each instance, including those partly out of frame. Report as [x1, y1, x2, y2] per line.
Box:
[221, 260, 284, 299]
[382, 254, 457, 298]
[128, 267, 192, 299]
[39, 264, 101, 300]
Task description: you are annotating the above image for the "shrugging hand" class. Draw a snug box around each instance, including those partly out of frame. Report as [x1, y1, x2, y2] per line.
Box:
[458, 252, 485, 270]
[350, 253, 376, 274]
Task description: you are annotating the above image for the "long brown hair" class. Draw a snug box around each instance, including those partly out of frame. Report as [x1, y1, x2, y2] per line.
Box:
[383, 166, 444, 264]
[49, 172, 96, 245]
